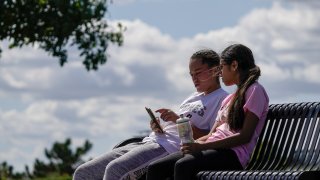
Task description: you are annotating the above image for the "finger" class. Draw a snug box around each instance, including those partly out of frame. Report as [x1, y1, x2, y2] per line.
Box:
[150, 124, 155, 130]
[151, 122, 158, 130]
[182, 145, 193, 153]
[151, 118, 160, 124]
[161, 114, 169, 121]
[158, 109, 171, 115]
[159, 110, 170, 119]
[182, 149, 190, 154]
[162, 110, 174, 121]
[156, 117, 160, 124]
[160, 113, 167, 120]
[151, 125, 160, 133]
[181, 145, 189, 150]
[155, 108, 168, 113]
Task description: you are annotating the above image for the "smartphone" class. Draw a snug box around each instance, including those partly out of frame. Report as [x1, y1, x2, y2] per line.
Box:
[145, 107, 164, 133]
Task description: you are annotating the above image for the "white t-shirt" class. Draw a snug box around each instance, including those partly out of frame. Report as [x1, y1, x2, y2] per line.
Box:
[143, 88, 228, 153]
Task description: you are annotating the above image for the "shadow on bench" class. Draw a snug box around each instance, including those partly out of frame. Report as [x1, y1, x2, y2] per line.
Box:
[114, 102, 320, 180]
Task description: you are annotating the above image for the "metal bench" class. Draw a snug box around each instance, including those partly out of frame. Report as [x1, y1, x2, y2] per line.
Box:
[197, 102, 320, 180]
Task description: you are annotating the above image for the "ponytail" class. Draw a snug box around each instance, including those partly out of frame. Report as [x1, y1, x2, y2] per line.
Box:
[228, 66, 260, 130]
[221, 44, 261, 131]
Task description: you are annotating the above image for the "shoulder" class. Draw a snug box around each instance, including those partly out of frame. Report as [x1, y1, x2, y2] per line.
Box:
[245, 82, 269, 105]
[188, 91, 203, 99]
[185, 92, 202, 99]
[207, 88, 229, 99]
[243, 82, 269, 119]
[246, 82, 268, 96]
[220, 93, 234, 107]
[180, 92, 202, 104]
[216, 88, 229, 97]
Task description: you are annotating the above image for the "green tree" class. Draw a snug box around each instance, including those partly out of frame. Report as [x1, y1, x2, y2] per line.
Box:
[31, 138, 92, 178]
[0, 161, 25, 180]
[0, 0, 124, 71]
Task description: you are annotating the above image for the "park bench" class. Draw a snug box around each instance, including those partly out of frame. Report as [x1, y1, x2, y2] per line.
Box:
[114, 102, 320, 179]
[198, 102, 320, 179]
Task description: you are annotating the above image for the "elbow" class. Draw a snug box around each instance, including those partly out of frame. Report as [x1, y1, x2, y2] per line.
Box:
[243, 137, 251, 144]
[237, 138, 250, 145]
[239, 134, 253, 144]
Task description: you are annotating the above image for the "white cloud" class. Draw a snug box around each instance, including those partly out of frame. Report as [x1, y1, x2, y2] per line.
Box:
[259, 62, 291, 82]
[222, 2, 320, 84]
[1, 68, 53, 89]
[293, 64, 320, 83]
[0, 96, 174, 170]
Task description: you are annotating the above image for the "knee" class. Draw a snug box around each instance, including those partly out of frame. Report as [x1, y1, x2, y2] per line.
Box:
[146, 161, 159, 180]
[104, 160, 124, 180]
[175, 158, 192, 171]
[73, 164, 92, 180]
[147, 160, 159, 173]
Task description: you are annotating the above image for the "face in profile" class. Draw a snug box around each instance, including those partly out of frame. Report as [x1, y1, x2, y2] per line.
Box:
[220, 61, 237, 86]
[189, 58, 218, 92]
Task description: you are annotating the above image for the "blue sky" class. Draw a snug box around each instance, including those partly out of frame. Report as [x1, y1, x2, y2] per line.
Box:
[0, 0, 320, 172]
[108, 0, 273, 38]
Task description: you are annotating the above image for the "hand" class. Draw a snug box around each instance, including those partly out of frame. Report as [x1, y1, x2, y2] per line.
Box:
[150, 117, 164, 133]
[195, 139, 206, 144]
[156, 108, 179, 122]
[180, 142, 203, 154]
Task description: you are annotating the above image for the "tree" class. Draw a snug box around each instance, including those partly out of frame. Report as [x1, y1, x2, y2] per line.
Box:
[0, 0, 124, 71]
[0, 138, 92, 179]
[0, 161, 26, 179]
[31, 138, 92, 178]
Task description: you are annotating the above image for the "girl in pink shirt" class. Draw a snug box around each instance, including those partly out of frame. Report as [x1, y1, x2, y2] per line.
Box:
[146, 44, 269, 180]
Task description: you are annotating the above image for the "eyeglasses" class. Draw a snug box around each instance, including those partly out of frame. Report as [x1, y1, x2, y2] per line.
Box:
[190, 66, 221, 81]
[215, 65, 223, 72]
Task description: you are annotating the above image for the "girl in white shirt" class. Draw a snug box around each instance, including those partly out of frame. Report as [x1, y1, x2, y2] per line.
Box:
[73, 49, 228, 180]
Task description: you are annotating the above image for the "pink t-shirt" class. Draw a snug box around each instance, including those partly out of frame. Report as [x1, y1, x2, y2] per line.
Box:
[206, 82, 269, 168]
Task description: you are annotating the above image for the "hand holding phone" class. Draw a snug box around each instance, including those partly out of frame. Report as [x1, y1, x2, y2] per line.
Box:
[145, 107, 164, 133]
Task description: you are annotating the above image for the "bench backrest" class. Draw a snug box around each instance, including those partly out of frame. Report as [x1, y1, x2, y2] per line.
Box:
[246, 102, 320, 171]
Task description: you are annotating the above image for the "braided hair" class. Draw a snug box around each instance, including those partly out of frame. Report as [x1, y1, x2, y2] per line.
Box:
[221, 44, 261, 130]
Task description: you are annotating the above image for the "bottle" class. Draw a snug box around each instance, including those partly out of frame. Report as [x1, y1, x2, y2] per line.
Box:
[176, 117, 194, 144]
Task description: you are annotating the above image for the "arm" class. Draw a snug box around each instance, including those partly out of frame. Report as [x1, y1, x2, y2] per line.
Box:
[156, 108, 220, 139]
[182, 111, 259, 153]
[191, 125, 209, 139]
[195, 120, 222, 142]
[156, 108, 179, 123]
[155, 108, 217, 139]
[150, 118, 164, 134]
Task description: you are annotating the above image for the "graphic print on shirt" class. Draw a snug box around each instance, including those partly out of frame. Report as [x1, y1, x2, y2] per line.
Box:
[179, 101, 207, 119]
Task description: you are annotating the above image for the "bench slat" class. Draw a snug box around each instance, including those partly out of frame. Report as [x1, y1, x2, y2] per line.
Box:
[198, 102, 320, 180]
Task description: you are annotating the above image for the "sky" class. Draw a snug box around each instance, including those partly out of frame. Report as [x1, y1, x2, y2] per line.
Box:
[1, 0, 320, 172]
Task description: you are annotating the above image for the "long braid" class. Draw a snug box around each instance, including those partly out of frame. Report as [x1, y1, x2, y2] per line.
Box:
[228, 66, 261, 130]
[221, 44, 261, 131]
